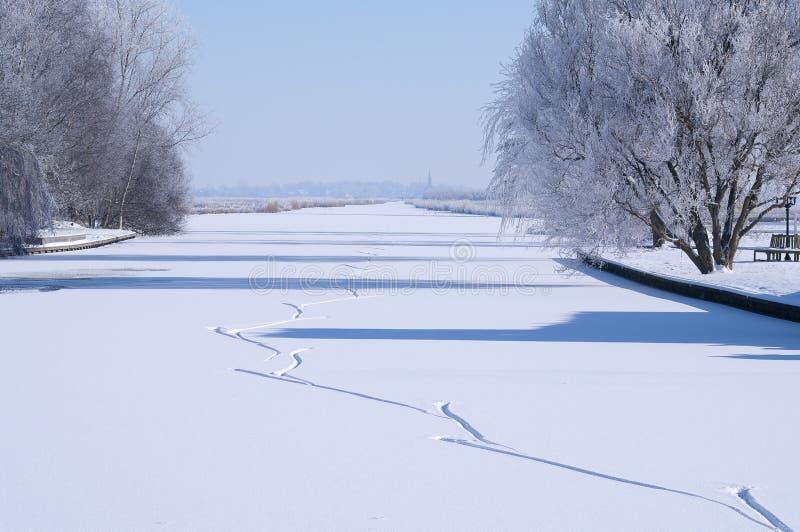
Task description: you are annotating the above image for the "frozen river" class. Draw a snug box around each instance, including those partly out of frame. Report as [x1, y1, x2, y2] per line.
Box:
[1, 202, 797, 530]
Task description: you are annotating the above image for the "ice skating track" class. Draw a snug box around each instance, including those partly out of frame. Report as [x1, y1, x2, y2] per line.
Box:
[210, 253, 791, 531]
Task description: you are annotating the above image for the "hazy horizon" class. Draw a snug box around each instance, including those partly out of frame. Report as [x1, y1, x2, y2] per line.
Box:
[177, 1, 533, 189]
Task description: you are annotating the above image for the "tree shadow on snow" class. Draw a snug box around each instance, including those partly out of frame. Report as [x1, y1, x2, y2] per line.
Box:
[255, 309, 800, 351]
[553, 258, 800, 358]
[253, 260, 800, 354]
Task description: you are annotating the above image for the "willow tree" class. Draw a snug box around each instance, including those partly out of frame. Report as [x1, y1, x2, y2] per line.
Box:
[0, 0, 106, 249]
[0, 145, 53, 253]
[485, 0, 800, 273]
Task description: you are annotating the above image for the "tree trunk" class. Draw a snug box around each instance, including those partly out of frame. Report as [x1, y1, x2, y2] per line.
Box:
[718, 232, 742, 270]
[650, 210, 667, 248]
[691, 218, 715, 274]
[118, 128, 142, 230]
[102, 194, 115, 227]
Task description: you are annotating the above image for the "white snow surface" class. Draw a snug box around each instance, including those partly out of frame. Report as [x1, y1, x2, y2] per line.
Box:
[604, 225, 800, 305]
[0, 202, 798, 531]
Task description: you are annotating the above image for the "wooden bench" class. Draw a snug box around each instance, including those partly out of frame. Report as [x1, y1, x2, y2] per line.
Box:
[754, 247, 800, 261]
[753, 234, 800, 262]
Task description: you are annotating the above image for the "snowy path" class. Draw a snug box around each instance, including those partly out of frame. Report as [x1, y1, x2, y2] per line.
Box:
[0, 203, 798, 531]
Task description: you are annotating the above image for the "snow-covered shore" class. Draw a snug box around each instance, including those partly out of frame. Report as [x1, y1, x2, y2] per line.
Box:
[15, 221, 135, 255]
[1, 222, 136, 256]
[602, 224, 800, 306]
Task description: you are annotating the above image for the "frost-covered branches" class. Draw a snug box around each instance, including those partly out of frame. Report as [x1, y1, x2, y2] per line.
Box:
[0, 0, 105, 250]
[0, 145, 54, 253]
[94, 0, 203, 230]
[485, 0, 800, 273]
[0, 0, 203, 251]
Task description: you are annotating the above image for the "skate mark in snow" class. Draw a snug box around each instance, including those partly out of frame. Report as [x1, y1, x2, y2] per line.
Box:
[234, 316, 326, 334]
[210, 326, 281, 360]
[214, 291, 380, 379]
[356, 248, 384, 260]
[437, 401, 493, 444]
[235, 369, 433, 415]
[283, 303, 304, 319]
[736, 487, 792, 531]
[214, 282, 779, 530]
[281, 293, 379, 321]
[296, 294, 377, 310]
[273, 348, 311, 377]
[358, 248, 383, 256]
[210, 316, 328, 362]
[229, 346, 776, 530]
[435, 402, 517, 452]
[436, 438, 773, 530]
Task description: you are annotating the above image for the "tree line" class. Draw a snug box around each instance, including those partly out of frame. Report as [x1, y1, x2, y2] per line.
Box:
[485, 0, 800, 273]
[0, 0, 204, 253]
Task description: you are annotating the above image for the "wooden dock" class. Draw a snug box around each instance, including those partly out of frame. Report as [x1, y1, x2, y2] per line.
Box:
[22, 233, 136, 255]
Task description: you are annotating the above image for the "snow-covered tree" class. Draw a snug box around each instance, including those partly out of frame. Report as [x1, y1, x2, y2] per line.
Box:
[94, 0, 204, 231]
[0, 145, 54, 253]
[485, 0, 800, 273]
[0, 0, 203, 247]
[0, 0, 108, 248]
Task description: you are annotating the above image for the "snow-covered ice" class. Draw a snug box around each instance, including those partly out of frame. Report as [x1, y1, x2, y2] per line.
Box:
[0, 202, 798, 530]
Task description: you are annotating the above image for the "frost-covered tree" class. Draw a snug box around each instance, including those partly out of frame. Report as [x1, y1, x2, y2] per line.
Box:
[0, 0, 203, 248]
[94, 0, 204, 230]
[0, 0, 108, 249]
[485, 0, 800, 273]
[111, 122, 190, 233]
[0, 0, 107, 150]
[0, 145, 54, 253]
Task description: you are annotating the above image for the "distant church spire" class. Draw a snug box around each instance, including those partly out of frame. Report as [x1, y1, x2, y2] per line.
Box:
[426, 170, 433, 190]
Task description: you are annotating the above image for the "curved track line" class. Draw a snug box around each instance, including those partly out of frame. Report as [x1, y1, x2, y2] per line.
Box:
[436, 401, 495, 444]
[236, 369, 434, 415]
[303, 294, 382, 308]
[210, 326, 281, 360]
[282, 303, 304, 319]
[236, 363, 773, 530]
[213, 292, 380, 374]
[235, 316, 326, 334]
[213, 317, 327, 362]
[212, 270, 782, 530]
[737, 488, 792, 531]
[281, 293, 381, 321]
[208, 326, 238, 340]
[227, 353, 779, 530]
[435, 402, 518, 451]
[437, 438, 773, 530]
[273, 348, 312, 377]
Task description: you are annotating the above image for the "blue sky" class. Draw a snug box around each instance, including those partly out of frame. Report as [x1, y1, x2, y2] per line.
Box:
[177, 1, 534, 188]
